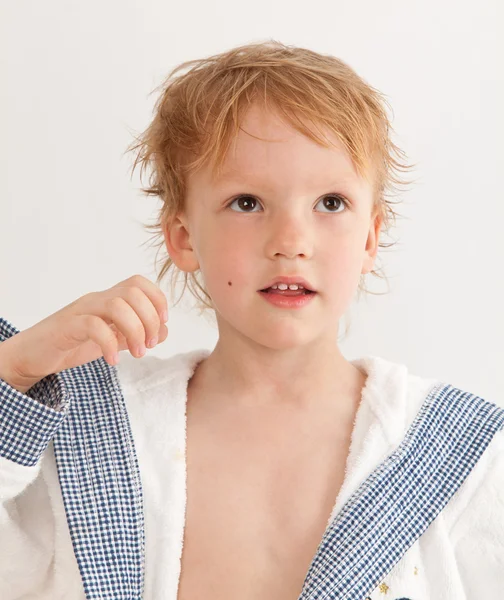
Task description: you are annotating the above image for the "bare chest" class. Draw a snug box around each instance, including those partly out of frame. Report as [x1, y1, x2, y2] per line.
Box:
[176, 396, 352, 600]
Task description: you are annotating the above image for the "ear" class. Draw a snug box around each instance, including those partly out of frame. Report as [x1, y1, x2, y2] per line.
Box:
[162, 214, 200, 273]
[361, 210, 383, 275]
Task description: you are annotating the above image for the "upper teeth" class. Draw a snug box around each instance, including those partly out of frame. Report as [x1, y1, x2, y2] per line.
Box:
[271, 283, 305, 290]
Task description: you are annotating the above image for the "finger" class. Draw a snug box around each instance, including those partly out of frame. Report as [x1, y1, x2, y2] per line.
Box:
[103, 295, 150, 357]
[109, 320, 168, 353]
[70, 314, 120, 366]
[117, 274, 168, 326]
[117, 285, 164, 349]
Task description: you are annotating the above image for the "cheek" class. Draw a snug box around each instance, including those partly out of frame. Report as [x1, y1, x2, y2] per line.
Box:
[318, 240, 365, 296]
[199, 236, 253, 299]
[320, 242, 361, 273]
[207, 228, 255, 272]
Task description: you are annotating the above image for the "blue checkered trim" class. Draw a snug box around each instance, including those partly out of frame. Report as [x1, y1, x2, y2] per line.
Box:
[298, 381, 504, 600]
[0, 370, 70, 466]
[0, 317, 145, 600]
[3, 314, 502, 600]
[0, 324, 72, 466]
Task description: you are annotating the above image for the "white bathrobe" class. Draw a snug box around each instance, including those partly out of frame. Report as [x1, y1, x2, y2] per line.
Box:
[1, 329, 503, 599]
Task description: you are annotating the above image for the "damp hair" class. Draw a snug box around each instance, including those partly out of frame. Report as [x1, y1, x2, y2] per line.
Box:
[125, 39, 417, 319]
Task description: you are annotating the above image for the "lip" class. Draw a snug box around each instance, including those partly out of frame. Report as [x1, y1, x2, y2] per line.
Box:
[258, 289, 317, 309]
[259, 275, 316, 292]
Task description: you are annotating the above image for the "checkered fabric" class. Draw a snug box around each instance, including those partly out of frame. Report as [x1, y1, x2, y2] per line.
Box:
[0, 317, 145, 600]
[297, 381, 504, 600]
[1, 315, 503, 599]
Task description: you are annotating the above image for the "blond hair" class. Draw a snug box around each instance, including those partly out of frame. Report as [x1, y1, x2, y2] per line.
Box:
[125, 39, 416, 314]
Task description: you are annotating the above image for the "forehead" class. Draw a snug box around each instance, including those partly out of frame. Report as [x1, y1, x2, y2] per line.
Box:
[207, 104, 366, 190]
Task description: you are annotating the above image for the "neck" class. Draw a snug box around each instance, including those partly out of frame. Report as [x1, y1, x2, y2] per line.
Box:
[188, 336, 366, 414]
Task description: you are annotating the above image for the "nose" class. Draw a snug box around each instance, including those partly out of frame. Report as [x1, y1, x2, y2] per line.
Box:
[264, 211, 314, 259]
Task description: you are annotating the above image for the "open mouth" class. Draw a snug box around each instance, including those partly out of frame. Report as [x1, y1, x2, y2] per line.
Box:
[259, 287, 316, 296]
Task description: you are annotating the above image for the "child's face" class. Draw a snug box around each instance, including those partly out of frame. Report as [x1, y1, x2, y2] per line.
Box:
[166, 102, 381, 347]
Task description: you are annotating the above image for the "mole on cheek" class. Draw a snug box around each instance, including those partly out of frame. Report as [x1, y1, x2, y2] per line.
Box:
[227, 281, 232, 286]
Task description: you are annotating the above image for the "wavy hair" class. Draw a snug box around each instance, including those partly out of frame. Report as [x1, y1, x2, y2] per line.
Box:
[125, 39, 416, 315]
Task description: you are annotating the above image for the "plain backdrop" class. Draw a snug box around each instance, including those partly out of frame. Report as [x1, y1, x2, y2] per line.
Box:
[1, 0, 503, 401]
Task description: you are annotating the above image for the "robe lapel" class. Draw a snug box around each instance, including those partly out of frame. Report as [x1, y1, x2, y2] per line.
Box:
[5, 312, 501, 600]
[298, 382, 504, 600]
[53, 356, 145, 600]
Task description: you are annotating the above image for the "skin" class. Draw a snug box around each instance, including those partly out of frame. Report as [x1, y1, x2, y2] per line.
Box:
[163, 102, 384, 599]
[162, 101, 382, 413]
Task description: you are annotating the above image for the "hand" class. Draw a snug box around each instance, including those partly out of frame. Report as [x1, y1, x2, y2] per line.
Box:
[2, 274, 169, 392]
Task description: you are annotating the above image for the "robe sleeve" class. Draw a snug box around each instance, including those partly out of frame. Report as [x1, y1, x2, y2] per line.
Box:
[0, 316, 71, 470]
[449, 427, 504, 595]
[0, 316, 72, 599]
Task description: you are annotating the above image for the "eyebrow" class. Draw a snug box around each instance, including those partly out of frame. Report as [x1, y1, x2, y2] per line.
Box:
[213, 170, 249, 184]
[215, 172, 358, 190]
[215, 180, 361, 202]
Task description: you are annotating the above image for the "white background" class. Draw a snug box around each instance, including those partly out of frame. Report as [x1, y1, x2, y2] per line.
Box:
[1, 0, 503, 400]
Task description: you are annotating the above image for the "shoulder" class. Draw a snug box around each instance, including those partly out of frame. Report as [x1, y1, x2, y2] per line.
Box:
[401, 362, 504, 526]
[441, 426, 504, 589]
[352, 355, 443, 447]
[356, 354, 503, 444]
[372, 356, 504, 557]
[444, 425, 504, 532]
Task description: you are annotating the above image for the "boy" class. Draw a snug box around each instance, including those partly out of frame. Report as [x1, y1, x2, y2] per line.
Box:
[1, 40, 503, 599]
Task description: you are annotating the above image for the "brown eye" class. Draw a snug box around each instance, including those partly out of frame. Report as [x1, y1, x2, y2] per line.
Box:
[316, 195, 348, 213]
[228, 195, 261, 212]
[227, 193, 348, 213]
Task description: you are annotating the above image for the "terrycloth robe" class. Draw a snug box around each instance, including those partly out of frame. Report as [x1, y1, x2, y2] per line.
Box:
[1, 316, 503, 599]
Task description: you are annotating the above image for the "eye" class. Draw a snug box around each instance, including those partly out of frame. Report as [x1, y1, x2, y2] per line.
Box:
[227, 195, 261, 213]
[226, 194, 349, 213]
[315, 194, 349, 213]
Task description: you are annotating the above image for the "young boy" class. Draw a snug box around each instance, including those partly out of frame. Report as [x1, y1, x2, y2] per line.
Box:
[1, 40, 503, 600]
